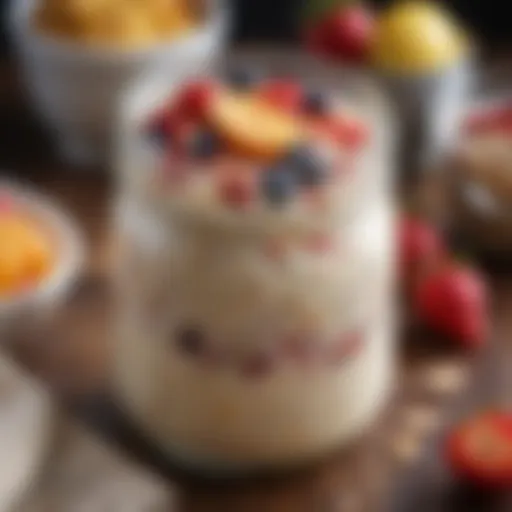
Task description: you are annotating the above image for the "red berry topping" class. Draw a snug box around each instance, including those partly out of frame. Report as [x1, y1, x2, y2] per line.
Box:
[240, 352, 276, 379]
[331, 119, 368, 150]
[259, 79, 304, 113]
[217, 174, 254, 210]
[283, 335, 318, 365]
[329, 330, 363, 364]
[399, 216, 445, 284]
[175, 80, 217, 120]
[312, 117, 368, 150]
[414, 263, 489, 349]
[339, 121, 369, 150]
[322, 6, 375, 64]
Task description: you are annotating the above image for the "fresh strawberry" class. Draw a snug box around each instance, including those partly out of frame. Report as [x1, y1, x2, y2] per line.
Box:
[309, 116, 368, 150]
[414, 263, 489, 348]
[174, 80, 218, 120]
[330, 118, 368, 149]
[399, 216, 445, 283]
[445, 411, 512, 489]
[259, 79, 304, 113]
[304, 22, 335, 57]
[322, 5, 375, 64]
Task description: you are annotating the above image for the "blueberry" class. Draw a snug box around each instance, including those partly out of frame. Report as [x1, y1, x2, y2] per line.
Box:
[261, 167, 297, 206]
[189, 129, 220, 159]
[176, 325, 204, 356]
[227, 68, 260, 89]
[285, 145, 327, 187]
[303, 90, 330, 115]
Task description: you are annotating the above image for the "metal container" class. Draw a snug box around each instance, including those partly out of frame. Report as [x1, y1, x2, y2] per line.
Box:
[379, 57, 472, 183]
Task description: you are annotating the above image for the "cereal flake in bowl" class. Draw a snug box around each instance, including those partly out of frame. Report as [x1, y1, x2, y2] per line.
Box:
[0, 181, 84, 337]
[8, 0, 230, 166]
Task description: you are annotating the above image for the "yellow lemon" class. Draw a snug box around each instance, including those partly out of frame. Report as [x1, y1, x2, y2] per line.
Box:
[371, 1, 469, 74]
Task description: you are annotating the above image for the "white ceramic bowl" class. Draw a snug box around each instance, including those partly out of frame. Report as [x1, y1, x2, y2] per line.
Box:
[0, 180, 84, 339]
[8, 0, 229, 167]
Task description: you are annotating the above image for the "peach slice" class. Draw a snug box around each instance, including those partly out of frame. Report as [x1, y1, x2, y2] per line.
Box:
[208, 92, 302, 161]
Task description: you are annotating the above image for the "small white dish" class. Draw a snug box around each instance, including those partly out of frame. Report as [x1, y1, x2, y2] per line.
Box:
[0, 180, 84, 338]
[8, 0, 229, 167]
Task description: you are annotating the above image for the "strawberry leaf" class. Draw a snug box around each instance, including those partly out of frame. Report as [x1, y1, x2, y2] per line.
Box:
[301, 0, 359, 24]
[450, 247, 476, 267]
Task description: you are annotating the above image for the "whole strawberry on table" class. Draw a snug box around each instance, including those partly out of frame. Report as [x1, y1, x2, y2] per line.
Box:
[445, 410, 512, 490]
[396, 214, 512, 491]
[399, 213, 490, 350]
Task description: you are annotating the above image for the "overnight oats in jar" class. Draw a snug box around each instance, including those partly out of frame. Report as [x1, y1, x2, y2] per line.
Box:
[113, 67, 396, 472]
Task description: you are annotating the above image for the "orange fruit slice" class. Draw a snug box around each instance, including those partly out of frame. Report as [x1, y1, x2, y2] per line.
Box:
[208, 92, 302, 161]
[0, 244, 27, 296]
[0, 215, 54, 296]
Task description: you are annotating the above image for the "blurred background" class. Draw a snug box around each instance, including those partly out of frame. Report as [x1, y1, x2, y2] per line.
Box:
[1, 0, 512, 48]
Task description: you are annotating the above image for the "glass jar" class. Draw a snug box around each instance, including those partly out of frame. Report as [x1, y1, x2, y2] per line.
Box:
[112, 55, 397, 472]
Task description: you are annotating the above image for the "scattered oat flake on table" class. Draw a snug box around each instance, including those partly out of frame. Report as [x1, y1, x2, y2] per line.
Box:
[421, 361, 469, 396]
[264, 238, 288, 261]
[328, 492, 362, 512]
[390, 430, 422, 463]
[401, 404, 442, 435]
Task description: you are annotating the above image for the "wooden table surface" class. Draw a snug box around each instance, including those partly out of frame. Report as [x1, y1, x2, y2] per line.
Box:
[2, 56, 512, 512]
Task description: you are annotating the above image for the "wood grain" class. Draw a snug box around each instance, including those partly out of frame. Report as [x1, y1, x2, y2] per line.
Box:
[1, 54, 512, 511]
